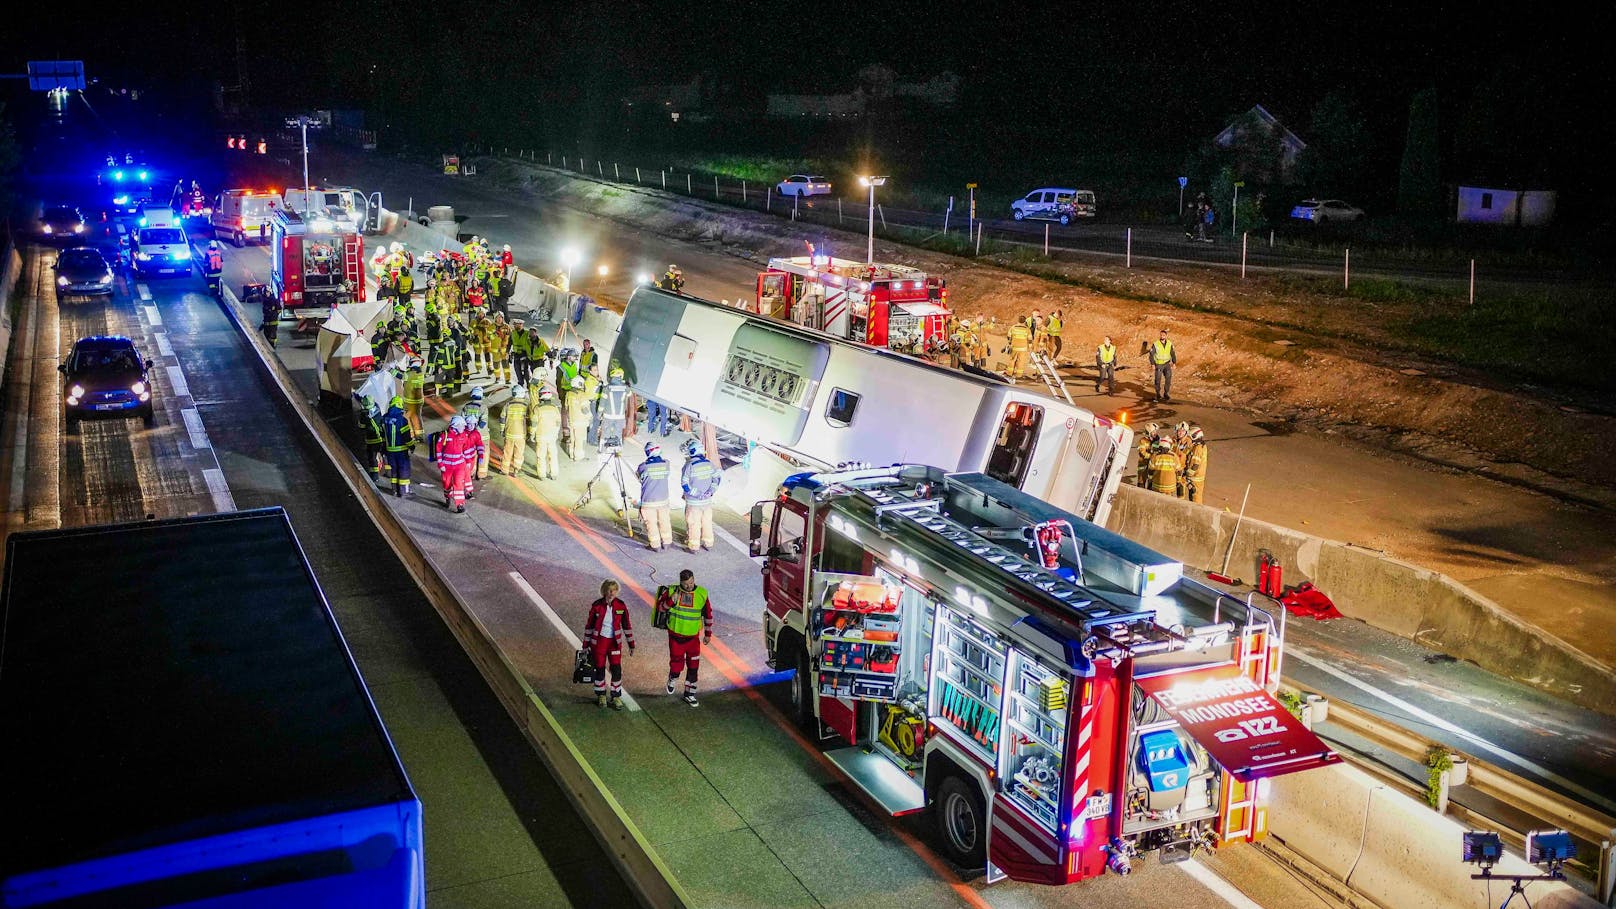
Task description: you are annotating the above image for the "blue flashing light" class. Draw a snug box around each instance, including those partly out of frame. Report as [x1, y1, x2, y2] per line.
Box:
[114, 170, 124, 181]
[137, 217, 147, 226]
[138, 170, 149, 181]
[113, 195, 129, 206]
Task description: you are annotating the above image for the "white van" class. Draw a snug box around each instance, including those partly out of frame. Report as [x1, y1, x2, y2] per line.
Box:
[132, 212, 192, 277]
[212, 189, 285, 246]
[1010, 187, 1098, 225]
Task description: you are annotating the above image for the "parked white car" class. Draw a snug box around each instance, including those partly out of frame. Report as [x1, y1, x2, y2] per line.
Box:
[1011, 187, 1097, 225]
[1290, 199, 1365, 223]
[777, 174, 833, 197]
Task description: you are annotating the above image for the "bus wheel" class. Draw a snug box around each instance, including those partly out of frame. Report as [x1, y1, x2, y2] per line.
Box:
[935, 775, 987, 868]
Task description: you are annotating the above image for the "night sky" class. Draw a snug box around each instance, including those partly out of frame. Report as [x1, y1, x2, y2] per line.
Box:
[4, 1, 1609, 206]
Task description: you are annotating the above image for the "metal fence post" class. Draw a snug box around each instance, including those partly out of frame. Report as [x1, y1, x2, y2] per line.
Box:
[614, 163, 620, 180]
[1344, 247, 1350, 290]
[636, 166, 641, 183]
[944, 197, 952, 235]
[548, 151, 552, 165]
[975, 222, 983, 255]
[1044, 223, 1049, 256]
[1241, 232, 1247, 279]
[662, 171, 666, 190]
[1469, 259, 1475, 306]
[562, 156, 567, 169]
[1126, 227, 1132, 268]
[766, 187, 771, 211]
[597, 160, 603, 176]
[742, 181, 747, 203]
[687, 174, 692, 194]
[715, 175, 720, 200]
[837, 197, 841, 223]
[793, 192, 798, 220]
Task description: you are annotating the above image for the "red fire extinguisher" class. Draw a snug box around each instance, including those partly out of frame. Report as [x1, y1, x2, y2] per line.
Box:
[1258, 550, 1285, 597]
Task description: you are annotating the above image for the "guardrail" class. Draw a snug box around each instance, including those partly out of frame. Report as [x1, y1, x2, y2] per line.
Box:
[213, 284, 690, 909]
[1288, 684, 1616, 902]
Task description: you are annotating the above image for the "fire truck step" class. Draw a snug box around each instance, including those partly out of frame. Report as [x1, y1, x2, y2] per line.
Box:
[824, 746, 926, 816]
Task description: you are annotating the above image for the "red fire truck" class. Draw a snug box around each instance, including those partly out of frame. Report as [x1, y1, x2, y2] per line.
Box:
[269, 207, 365, 319]
[756, 256, 951, 354]
[752, 464, 1338, 885]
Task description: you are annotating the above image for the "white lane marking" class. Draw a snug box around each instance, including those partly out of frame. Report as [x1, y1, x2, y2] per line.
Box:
[1179, 859, 1266, 909]
[202, 467, 236, 513]
[1289, 649, 1616, 814]
[180, 408, 211, 451]
[143, 305, 162, 325]
[508, 570, 641, 712]
[155, 334, 174, 358]
[165, 365, 190, 399]
[712, 521, 752, 557]
[136, 283, 152, 302]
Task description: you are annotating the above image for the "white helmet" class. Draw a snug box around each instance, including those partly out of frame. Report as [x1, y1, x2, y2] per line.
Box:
[503, 243, 511, 251]
[511, 384, 528, 400]
[469, 385, 485, 401]
[449, 415, 466, 432]
[570, 376, 584, 390]
[644, 442, 661, 458]
[390, 242, 402, 253]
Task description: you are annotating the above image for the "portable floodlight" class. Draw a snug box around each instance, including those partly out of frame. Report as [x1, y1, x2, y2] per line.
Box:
[1462, 831, 1502, 870]
[1527, 830, 1575, 868]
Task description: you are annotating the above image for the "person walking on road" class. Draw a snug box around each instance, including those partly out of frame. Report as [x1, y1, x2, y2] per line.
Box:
[462, 385, 491, 479]
[635, 442, 673, 551]
[1149, 329, 1176, 402]
[500, 384, 530, 476]
[436, 415, 473, 512]
[681, 439, 721, 552]
[1183, 426, 1209, 504]
[582, 579, 635, 710]
[530, 386, 562, 479]
[565, 376, 593, 460]
[661, 569, 713, 707]
[1095, 335, 1118, 394]
[382, 395, 414, 498]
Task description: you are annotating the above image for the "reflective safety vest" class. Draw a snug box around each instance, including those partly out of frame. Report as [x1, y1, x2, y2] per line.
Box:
[636, 457, 671, 506]
[403, 371, 425, 405]
[1046, 316, 1061, 337]
[462, 400, 487, 430]
[1152, 339, 1175, 365]
[1008, 325, 1031, 351]
[667, 586, 709, 637]
[531, 402, 561, 440]
[1185, 442, 1208, 481]
[383, 410, 414, 452]
[511, 330, 532, 357]
[502, 400, 529, 437]
[361, 410, 384, 445]
[599, 383, 629, 421]
[580, 348, 598, 373]
[557, 359, 579, 387]
[1098, 342, 1117, 364]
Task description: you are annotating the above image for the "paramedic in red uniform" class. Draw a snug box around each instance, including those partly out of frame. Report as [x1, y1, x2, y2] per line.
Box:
[665, 569, 714, 707]
[582, 580, 634, 710]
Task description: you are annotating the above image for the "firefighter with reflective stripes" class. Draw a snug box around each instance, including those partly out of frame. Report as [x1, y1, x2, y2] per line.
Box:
[565, 376, 593, 460]
[635, 442, 673, 550]
[382, 395, 414, 497]
[595, 367, 630, 446]
[1183, 426, 1209, 504]
[1137, 422, 1159, 487]
[500, 385, 530, 475]
[402, 359, 426, 436]
[1148, 437, 1180, 496]
[510, 318, 533, 385]
[360, 397, 386, 485]
[1005, 318, 1032, 378]
[530, 386, 562, 479]
[489, 313, 512, 385]
[583, 579, 635, 710]
[663, 569, 712, 707]
[681, 438, 721, 552]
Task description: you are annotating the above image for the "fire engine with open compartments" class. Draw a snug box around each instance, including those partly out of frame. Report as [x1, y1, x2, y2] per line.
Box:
[752, 464, 1339, 885]
[756, 255, 951, 355]
[269, 206, 366, 319]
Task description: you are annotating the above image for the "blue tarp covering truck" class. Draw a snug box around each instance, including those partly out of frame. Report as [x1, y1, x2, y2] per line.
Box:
[1, 508, 423, 908]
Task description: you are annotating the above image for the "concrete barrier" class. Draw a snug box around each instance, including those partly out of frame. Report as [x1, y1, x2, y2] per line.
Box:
[1266, 762, 1380, 883]
[1107, 485, 1616, 714]
[0, 244, 22, 391]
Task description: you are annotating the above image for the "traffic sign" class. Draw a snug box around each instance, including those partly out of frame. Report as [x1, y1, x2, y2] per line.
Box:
[1178, 176, 1188, 188]
[966, 183, 978, 189]
[28, 60, 85, 91]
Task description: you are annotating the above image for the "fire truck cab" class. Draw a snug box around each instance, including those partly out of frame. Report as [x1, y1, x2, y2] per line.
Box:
[269, 208, 365, 319]
[756, 256, 951, 355]
[754, 464, 1338, 885]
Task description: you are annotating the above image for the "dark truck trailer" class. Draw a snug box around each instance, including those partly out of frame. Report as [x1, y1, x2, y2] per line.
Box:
[1, 509, 423, 908]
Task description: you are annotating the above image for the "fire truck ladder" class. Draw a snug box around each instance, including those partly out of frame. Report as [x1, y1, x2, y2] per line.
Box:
[848, 483, 1155, 636]
[1031, 352, 1073, 404]
[343, 240, 363, 301]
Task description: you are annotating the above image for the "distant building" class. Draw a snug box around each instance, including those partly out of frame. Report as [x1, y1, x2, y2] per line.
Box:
[1455, 186, 1557, 226]
[1213, 104, 1308, 178]
[766, 92, 865, 118]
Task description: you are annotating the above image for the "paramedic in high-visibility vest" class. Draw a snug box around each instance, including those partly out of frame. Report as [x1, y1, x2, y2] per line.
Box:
[664, 569, 713, 707]
[1149, 328, 1177, 402]
[681, 438, 721, 552]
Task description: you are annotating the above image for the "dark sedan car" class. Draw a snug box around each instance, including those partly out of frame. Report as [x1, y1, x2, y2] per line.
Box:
[60, 335, 155, 428]
[40, 205, 87, 242]
[53, 247, 116, 297]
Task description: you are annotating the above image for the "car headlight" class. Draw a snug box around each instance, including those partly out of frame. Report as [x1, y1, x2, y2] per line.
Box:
[174, 249, 190, 260]
[71, 384, 85, 398]
[113, 195, 130, 205]
[57, 275, 70, 286]
[131, 381, 146, 395]
[136, 251, 153, 260]
[72, 224, 84, 233]
[99, 271, 113, 284]
[42, 224, 52, 234]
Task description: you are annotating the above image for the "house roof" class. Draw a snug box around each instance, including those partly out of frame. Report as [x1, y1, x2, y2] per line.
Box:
[1214, 104, 1308, 152]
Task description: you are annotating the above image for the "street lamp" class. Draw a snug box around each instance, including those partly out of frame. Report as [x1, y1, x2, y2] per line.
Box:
[293, 115, 316, 192]
[858, 175, 888, 264]
[561, 247, 580, 291]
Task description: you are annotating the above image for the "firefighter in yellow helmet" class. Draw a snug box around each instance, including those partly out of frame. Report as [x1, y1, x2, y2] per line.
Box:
[529, 385, 562, 479]
[565, 376, 593, 460]
[1183, 426, 1209, 504]
[500, 384, 530, 476]
[1005, 317, 1032, 378]
[1148, 438, 1180, 496]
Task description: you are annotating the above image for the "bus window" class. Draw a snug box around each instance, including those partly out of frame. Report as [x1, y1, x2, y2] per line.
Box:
[986, 402, 1044, 487]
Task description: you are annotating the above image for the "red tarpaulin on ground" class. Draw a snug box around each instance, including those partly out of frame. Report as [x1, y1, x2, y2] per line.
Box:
[1134, 665, 1340, 781]
[1281, 582, 1342, 620]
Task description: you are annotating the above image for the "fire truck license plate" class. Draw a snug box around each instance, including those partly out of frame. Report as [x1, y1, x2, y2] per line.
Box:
[1080, 792, 1112, 820]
